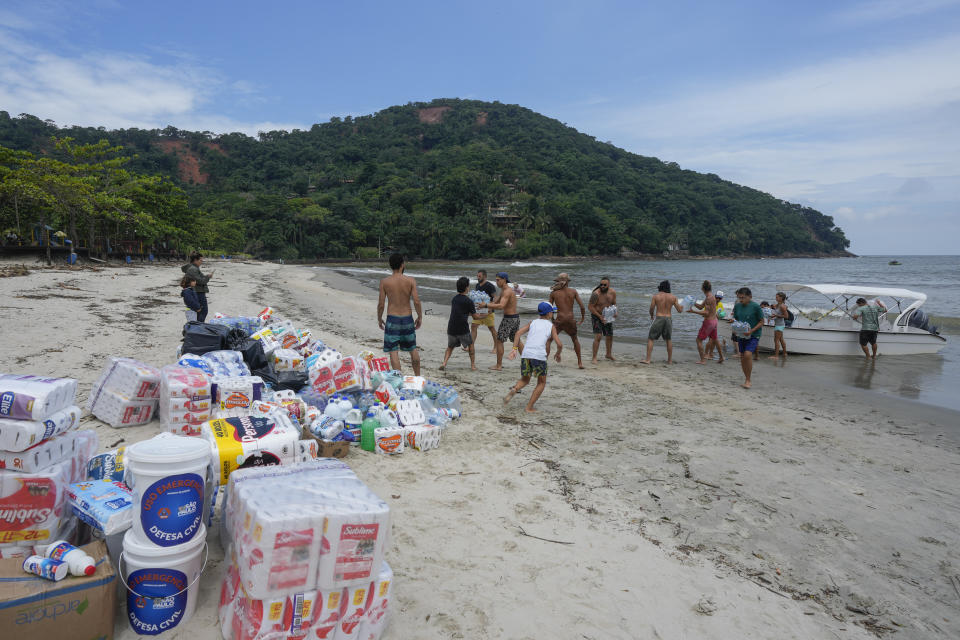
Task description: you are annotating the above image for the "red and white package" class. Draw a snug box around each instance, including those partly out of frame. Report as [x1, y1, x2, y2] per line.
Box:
[308, 366, 335, 397]
[332, 357, 361, 393]
[358, 562, 393, 640]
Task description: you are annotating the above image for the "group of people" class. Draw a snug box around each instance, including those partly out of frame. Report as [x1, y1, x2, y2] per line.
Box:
[377, 254, 821, 407]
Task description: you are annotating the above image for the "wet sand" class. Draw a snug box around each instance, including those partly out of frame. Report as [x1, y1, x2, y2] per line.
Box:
[1, 258, 958, 639]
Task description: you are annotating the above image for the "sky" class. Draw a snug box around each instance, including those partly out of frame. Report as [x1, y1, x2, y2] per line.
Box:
[0, 0, 958, 255]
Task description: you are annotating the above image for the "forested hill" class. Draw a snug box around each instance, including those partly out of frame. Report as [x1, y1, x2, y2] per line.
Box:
[0, 100, 850, 260]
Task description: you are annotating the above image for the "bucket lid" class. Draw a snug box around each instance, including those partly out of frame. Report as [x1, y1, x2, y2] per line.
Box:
[123, 524, 207, 558]
[126, 433, 210, 465]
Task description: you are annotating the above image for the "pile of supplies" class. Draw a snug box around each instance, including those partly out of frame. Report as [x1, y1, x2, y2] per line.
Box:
[218, 460, 393, 640]
[0, 373, 97, 560]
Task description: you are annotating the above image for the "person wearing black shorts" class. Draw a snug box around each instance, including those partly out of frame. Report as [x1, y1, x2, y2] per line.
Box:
[440, 277, 481, 371]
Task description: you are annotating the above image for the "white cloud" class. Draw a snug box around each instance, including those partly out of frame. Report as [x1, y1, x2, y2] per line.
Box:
[0, 27, 305, 136]
[832, 0, 960, 24]
[604, 34, 960, 140]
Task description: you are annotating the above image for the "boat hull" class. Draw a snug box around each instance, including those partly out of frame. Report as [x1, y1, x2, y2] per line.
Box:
[757, 327, 946, 356]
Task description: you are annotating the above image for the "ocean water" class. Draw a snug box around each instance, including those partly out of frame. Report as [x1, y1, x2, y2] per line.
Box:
[321, 255, 960, 412]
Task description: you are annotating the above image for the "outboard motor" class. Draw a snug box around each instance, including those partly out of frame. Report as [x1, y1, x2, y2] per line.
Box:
[907, 309, 939, 334]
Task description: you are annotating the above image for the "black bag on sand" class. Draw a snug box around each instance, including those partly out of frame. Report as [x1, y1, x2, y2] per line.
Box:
[238, 339, 268, 371]
[275, 371, 308, 392]
[182, 322, 232, 356]
[225, 328, 249, 351]
[252, 364, 278, 387]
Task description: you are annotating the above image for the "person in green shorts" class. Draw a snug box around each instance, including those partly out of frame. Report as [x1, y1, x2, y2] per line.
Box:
[641, 280, 682, 364]
[852, 297, 887, 358]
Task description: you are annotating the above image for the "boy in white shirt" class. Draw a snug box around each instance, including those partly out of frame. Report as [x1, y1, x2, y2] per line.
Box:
[504, 302, 562, 413]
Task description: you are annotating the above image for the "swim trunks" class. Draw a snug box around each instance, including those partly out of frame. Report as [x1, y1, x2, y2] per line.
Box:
[738, 336, 759, 353]
[497, 315, 521, 343]
[472, 313, 495, 327]
[697, 317, 718, 341]
[648, 316, 672, 341]
[447, 333, 473, 349]
[383, 315, 417, 352]
[554, 317, 578, 337]
[859, 330, 878, 346]
[591, 315, 613, 336]
[521, 358, 548, 378]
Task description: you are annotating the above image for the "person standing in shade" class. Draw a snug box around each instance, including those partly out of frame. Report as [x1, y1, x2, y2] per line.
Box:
[440, 277, 481, 371]
[548, 272, 586, 369]
[471, 269, 499, 352]
[377, 253, 423, 375]
[478, 272, 519, 371]
[852, 297, 887, 358]
[588, 277, 617, 363]
[732, 287, 765, 388]
[641, 280, 682, 364]
[181, 252, 214, 322]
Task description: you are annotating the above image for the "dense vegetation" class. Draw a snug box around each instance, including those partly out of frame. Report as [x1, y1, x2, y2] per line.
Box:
[0, 100, 850, 260]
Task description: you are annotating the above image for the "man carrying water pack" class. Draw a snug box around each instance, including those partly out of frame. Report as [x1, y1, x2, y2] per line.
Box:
[549, 272, 586, 369]
[471, 269, 499, 352]
[688, 279, 724, 365]
[377, 253, 423, 375]
[588, 277, 617, 364]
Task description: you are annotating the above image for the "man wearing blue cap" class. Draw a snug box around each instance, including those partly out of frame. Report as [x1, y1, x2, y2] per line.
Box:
[504, 302, 562, 413]
[477, 272, 519, 371]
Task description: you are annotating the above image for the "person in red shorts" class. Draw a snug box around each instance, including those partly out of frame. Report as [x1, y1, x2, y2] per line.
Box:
[688, 279, 723, 364]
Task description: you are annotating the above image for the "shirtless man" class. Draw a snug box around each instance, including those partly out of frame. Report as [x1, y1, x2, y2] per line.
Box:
[377, 253, 423, 375]
[688, 279, 723, 364]
[478, 272, 519, 371]
[548, 272, 585, 369]
[641, 280, 683, 364]
[588, 277, 617, 364]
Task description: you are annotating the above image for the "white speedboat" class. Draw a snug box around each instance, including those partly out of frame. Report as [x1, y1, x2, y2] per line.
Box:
[757, 283, 947, 356]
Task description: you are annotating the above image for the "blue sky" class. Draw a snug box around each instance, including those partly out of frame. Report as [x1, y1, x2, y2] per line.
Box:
[1, 0, 958, 255]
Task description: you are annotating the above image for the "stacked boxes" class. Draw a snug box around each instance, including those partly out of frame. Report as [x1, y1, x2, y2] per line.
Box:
[87, 358, 161, 427]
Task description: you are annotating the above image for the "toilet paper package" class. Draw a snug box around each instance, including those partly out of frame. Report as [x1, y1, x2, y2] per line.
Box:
[332, 357, 361, 393]
[0, 373, 78, 421]
[201, 415, 300, 485]
[224, 461, 389, 598]
[85, 447, 126, 482]
[65, 479, 132, 535]
[0, 457, 75, 545]
[272, 349, 304, 372]
[337, 583, 371, 640]
[177, 354, 215, 375]
[88, 387, 157, 428]
[164, 410, 211, 436]
[308, 365, 335, 397]
[213, 376, 265, 418]
[88, 357, 161, 401]
[218, 549, 341, 640]
[161, 365, 213, 400]
[0, 429, 98, 473]
[359, 562, 394, 640]
[373, 428, 404, 455]
[204, 350, 251, 377]
[403, 425, 441, 452]
[0, 404, 81, 452]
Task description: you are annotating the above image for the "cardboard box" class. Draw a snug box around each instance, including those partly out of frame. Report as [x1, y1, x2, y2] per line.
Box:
[0, 540, 116, 640]
[301, 426, 350, 459]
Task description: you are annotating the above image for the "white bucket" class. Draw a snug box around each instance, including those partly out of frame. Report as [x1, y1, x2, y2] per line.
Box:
[122, 525, 207, 635]
[125, 433, 211, 547]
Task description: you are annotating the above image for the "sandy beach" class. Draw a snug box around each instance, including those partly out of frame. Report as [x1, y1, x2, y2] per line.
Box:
[1, 258, 958, 639]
